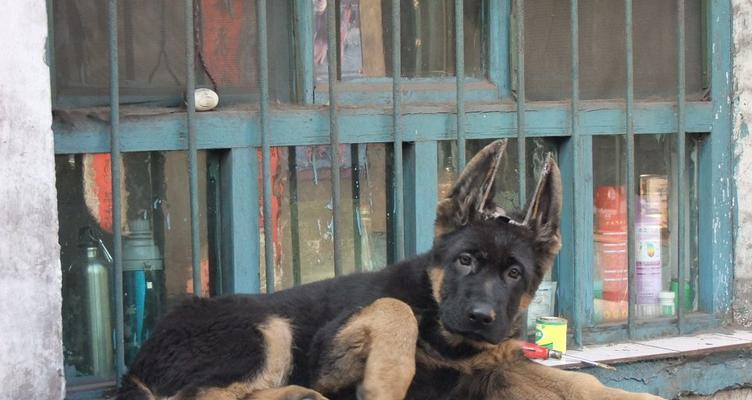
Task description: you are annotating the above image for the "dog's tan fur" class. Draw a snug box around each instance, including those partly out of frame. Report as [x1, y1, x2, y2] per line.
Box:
[314, 298, 418, 400]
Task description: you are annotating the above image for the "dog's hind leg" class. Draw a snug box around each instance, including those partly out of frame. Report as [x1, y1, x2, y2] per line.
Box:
[312, 298, 419, 400]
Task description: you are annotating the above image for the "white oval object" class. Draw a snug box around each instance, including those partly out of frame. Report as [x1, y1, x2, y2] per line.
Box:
[194, 88, 219, 111]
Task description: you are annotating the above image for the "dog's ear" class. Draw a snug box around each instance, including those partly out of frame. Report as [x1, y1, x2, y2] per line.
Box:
[523, 154, 563, 271]
[434, 139, 508, 238]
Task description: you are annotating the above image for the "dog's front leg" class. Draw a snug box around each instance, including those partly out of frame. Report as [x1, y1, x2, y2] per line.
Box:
[493, 359, 663, 400]
[311, 298, 419, 400]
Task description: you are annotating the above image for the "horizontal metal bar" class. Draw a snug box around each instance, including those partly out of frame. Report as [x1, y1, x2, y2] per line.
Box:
[53, 102, 715, 154]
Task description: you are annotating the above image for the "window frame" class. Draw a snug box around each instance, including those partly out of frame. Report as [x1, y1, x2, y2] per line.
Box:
[50, 0, 734, 396]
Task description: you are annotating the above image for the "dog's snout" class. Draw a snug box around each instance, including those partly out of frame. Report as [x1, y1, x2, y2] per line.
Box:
[467, 303, 495, 325]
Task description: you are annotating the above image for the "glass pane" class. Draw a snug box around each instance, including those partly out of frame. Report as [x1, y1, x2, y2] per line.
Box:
[57, 151, 211, 383]
[259, 144, 389, 291]
[593, 134, 698, 324]
[314, 0, 484, 80]
[53, 0, 293, 107]
[520, 0, 704, 101]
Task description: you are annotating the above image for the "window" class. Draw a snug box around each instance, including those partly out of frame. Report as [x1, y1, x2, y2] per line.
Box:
[50, 0, 734, 397]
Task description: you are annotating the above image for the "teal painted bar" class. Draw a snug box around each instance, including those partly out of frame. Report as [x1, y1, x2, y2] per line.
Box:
[676, 0, 687, 333]
[699, 0, 733, 315]
[107, 0, 126, 378]
[221, 148, 261, 294]
[404, 141, 439, 257]
[488, 0, 511, 98]
[515, 0, 526, 211]
[258, 0, 276, 293]
[569, 0, 584, 347]
[514, 0, 528, 339]
[293, 0, 314, 104]
[53, 102, 715, 155]
[455, 0, 466, 169]
[326, 0, 344, 276]
[625, 0, 637, 338]
[391, 0, 405, 261]
[185, 0, 202, 297]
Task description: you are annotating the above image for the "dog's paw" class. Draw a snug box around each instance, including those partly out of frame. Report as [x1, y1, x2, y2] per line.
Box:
[280, 385, 330, 400]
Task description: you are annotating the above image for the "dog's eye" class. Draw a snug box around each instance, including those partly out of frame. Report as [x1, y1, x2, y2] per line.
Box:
[458, 253, 474, 266]
[506, 267, 522, 280]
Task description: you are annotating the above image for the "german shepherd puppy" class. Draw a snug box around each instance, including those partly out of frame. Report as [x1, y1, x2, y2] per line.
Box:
[117, 140, 660, 400]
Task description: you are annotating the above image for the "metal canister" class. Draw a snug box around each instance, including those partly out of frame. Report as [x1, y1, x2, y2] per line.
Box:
[77, 227, 114, 378]
[535, 316, 568, 353]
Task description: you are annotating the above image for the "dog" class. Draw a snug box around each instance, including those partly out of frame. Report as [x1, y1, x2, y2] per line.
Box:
[117, 139, 661, 400]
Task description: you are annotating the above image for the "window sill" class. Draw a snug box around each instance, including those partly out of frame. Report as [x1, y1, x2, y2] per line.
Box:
[536, 329, 752, 369]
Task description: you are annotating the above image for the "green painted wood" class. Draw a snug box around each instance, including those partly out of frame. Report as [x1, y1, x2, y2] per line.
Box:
[488, 0, 511, 98]
[53, 102, 715, 154]
[220, 148, 261, 294]
[557, 137, 575, 325]
[699, 0, 733, 315]
[293, 0, 314, 104]
[404, 141, 439, 257]
[580, 313, 721, 345]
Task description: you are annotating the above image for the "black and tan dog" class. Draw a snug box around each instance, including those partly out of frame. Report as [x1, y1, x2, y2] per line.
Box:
[117, 140, 660, 400]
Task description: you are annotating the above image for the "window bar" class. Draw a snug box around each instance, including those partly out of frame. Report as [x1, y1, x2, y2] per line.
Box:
[570, 0, 583, 347]
[352, 143, 363, 271]
[676, 0, 687, 333]
[392, 0, 405, 261]
[327, 0, 344, 276]
[185, 0, 202, 296]
[515, 0, 528, 339]
[108, 0, 126, 378]
[288, 148, 302, 286]
[515, 0, 526, 206]
[624, 0, 637, 338]
[257, 0, 275, 292]
[455, 0, 466, 170]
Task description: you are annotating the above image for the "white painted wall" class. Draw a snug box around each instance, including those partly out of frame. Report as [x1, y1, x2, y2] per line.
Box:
[733, 0, 752, 327]
[0, 1, 64, 399]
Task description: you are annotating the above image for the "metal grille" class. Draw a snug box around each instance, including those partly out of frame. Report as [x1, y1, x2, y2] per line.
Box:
[50, 0, 733, 387]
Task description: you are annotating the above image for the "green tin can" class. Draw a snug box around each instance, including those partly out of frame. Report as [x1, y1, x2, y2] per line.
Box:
[535, 316, 568, 353]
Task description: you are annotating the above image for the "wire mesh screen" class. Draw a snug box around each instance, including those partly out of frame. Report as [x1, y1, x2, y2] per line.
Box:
[517, 0, 704, 101]
[53, 0, 293, 106]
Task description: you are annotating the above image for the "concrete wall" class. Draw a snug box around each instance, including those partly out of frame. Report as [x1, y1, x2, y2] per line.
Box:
[0, 1, 64, 399]
[733, 0, 752, 327]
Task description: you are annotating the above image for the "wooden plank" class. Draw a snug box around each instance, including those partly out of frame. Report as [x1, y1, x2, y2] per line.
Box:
[359, 0, 386, 77]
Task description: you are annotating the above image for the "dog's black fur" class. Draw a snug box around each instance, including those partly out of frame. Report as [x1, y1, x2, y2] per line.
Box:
[117, 140, 565, 400]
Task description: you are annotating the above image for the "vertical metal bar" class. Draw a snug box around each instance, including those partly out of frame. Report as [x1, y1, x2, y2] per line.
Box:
[515, 0, 526, 217]
[515, 0, 528, 339]
[455, 0, 466, 169]
[392, 0, 405, 261]
[185, 0, 202, 296]
[676, 0, 687, 333]
[288, 147, 302, 286]
[351, 144, 363, 271]
[107, 0, 126, 378]
[624, 0, 637, 338]
[569, 0, 583, 347]
[257, 0, 276, 292]
[327, 0, 344, 276]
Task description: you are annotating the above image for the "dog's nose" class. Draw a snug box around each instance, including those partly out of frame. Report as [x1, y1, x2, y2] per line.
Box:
[467, 303, 495, 325]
